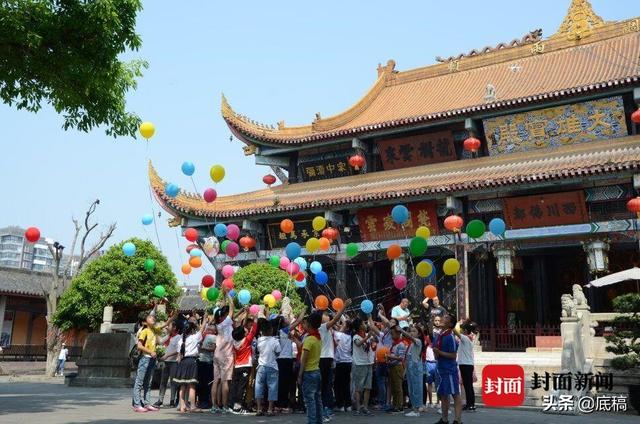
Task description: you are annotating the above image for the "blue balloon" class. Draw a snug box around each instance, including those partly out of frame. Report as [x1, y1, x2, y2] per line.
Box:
[165, 183, 180, 198]
[310, 261, 322, 275]
[214, 223, 228, 238]
[238, 289, 251, 305]
[122, 242, 136, 257]
[141, 214, 153, 226]
[228, 289, 236, 298]
[181, 161, 195, 176]
[361, 299, 374, 314]
[295, 279, 307, 289]
[294, 257, 307, 272]
[391, 205, 409, 225]
[489, 218, 506, 236]
[285, 242, 302, 260]
[190, 248, 203, 257]
[269, 313, 278, 320]
[315, 271, 328, 285]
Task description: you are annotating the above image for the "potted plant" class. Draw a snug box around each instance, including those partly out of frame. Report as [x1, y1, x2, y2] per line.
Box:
[605, 293, 640, 414]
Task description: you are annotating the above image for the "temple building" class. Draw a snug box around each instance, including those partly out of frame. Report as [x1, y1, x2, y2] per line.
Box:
[151, 1, 640, 350]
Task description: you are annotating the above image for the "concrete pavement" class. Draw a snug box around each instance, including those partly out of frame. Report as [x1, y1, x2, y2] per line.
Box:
[0, 380, 637, 424]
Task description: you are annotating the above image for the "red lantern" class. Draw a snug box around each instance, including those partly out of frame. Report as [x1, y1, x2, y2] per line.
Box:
[632, 109, 640, 124]
[627, 197, 640, 214]
[444, 215, 464, 233]
[202, 275, 215, 288]
[24, 227, 41, 243]
[348, 154, 366, 171]
[184, 228, 198, 242]
[263, 174, 276, 186]
[239, 235, 257, 251]
[322, 227, 338, 241]
[463, 137, 481, 153]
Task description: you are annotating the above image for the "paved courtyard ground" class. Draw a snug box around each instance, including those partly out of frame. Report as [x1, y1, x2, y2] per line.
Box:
[0, 380, 637, 424]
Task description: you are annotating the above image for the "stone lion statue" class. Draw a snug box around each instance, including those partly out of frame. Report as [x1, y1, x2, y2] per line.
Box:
[572, 284, 588, 307]
[561, 294, 576, 318]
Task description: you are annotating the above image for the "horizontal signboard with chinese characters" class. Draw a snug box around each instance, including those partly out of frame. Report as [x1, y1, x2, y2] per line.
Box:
[298, 150, 353, 182]
[483, 96, 627, 156]
[356, 201, 439, 242]
[503, 191, 588, 229]
[267, 220, 319, 250]
[376, 130, 456, 170]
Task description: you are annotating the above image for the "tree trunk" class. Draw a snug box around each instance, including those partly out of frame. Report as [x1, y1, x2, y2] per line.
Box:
[45, 323, 62, 377]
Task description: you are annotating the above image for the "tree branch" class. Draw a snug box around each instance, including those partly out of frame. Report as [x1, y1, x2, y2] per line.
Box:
[79, 223, 116, 271]
[79, 200, 100, 263]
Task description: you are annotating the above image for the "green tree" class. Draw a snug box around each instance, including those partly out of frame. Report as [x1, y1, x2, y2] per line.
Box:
[605, 293, 640, 370]
[54, 238, 180, 331]
[232, 263, 306, 315]
[0, 0, 147, 137]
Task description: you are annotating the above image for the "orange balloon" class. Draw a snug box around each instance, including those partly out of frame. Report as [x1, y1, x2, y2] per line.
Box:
[376, 346, 390, 363]
[189, 256, 202, 268]
[332, 298, 344, 311]
[280, 219, 294, 234]
[181, 263, 192, 275]
[424, 284, 437, 299]
[387, 244, 402, 260]
[315, 295, 329, 310]
[319, 237, 331, 251]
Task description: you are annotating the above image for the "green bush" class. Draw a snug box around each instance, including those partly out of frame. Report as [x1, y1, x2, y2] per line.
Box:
[605, 293, 640, 370]
[53, 238, 180, 331]
[232, 263, 306, 315]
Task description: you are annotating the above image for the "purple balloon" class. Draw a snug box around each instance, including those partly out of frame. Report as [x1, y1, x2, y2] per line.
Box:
[225, 241, 239, 258]
[227, 224, 240, 241]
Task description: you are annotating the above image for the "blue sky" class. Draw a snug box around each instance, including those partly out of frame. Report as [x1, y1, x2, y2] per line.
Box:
[1, 0, 635, 282]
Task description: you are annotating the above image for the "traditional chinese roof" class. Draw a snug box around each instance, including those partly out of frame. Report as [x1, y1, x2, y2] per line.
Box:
[222, 2, 640, 145]
[150, 135, 640, 220]
[0, 267, 46, 297]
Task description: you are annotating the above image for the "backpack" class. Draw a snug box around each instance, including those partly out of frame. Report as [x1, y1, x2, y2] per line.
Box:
[129, 333, 147, 368]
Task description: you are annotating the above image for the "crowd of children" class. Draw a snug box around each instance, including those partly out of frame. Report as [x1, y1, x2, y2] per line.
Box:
[131, 293, 478, 424]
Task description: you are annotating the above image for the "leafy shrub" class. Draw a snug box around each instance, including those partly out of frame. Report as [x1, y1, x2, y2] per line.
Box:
[605, 293, 640, 370]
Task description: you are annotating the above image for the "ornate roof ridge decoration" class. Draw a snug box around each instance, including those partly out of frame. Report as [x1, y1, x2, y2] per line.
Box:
[221, 1, 640, 145]
[551, 0, 604, 41]
[436, 29, 543, 63]
[150, 136, 640, 220]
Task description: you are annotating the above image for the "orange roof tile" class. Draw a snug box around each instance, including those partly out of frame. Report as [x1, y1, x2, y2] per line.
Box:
[150, 135, 640, 220]
[222, 13, 640, 145]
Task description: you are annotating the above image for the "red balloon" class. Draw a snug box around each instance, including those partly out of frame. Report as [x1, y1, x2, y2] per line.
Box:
[263, 174, 276, 186]
[202, 275, 215, 288]
[295, 272, 306, 282]
[222, 278, 234, 290]
[203, 188, 217, 203]
[184, 228, 198, 242]
[24, 227, 41, 243]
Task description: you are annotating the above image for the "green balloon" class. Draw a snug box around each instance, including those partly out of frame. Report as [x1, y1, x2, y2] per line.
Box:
[153, 285, 165, 298]
[207, 287, 220, 302]
[466, 219, 486, 239]
[221, 240, 231, 252]
[269, 255, 280, 268]
[409, 236, 428, 257]
[144, 258, 155, 272]
[346, 242, 359, 258]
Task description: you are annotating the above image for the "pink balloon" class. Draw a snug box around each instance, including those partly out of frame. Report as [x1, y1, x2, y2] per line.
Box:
[227, 224, 240, 241]
[279, 256, 290, 270]
[286, 262, 300, 276]
[226, 241, 239, 258]
[393, 274, 407, 290]
[272, 290, 282, 301]
[249, 304, 260, 315]
[222, 264, 235, 278]
[203, 188, 217, 203]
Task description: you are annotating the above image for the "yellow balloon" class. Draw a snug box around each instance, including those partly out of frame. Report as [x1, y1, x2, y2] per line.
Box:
[443, 258, 461, 276]
[416, 226, 431, 239]
[200, 287, 209, 300]
[416, 261, 433, 278]
[306, 237, 320, 253]
[210, 164, 225, 183]
[139, 121, 155, 139]
[263, 294, 276, 308]
[312, 216, 326, 232]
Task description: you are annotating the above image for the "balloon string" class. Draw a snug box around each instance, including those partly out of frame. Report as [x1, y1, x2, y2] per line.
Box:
[401, 224, 416, 298]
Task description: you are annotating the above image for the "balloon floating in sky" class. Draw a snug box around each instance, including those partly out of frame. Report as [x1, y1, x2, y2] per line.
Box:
[295, 279, 307, 288]
[409, 237, 428, 257]
[489, 218, 506, 236]
[190, 248, 202, 257]
[415, 260, 433, 278]
[226, 224, 240, 241]
[315, 271, 329, 285]
[144, 258, 155, 272]
[315, 295, 329, 310]
[306, 237, 320, 253]
[214, 223, 228, 238]
[141, 214, 154, 226]
[285, 242, 301, 260]
[225, 241, 239, 258]
[346, 243, 359, 258]
[294, 257, 307, 272]
[203, 188, 217, 203]
[139, 121, 155, 139]
[361, 299, 374, 314]
[272, 290, 282, 302]
[207, 287, 220, 302]
[391, 205, 409, 225]
[222, 264, 235, 278]
[202, 275, 215, 288]
[387, 244, 402, 260]
[310, 261, 322, 275]
[165, 183, 179, 198]
[466, 219, 486, 239]
[181, 161, 195, 176]
[184, 228, 198, 242]
[153, 285, 165, 298]
[263, 294, 276, 308]
[122, 242, 136, 257]
[393, 274, 407, 290]
[210, 164, 225, 183]
[416, 226, 430, 239]
[443, 258, 461, 276]
[238, 289, 251, 305]
[24, 227, 41, 243]
[280, 219, 294, 234]
[269, 255, 280, 268]
[312, 216, 326, 232]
